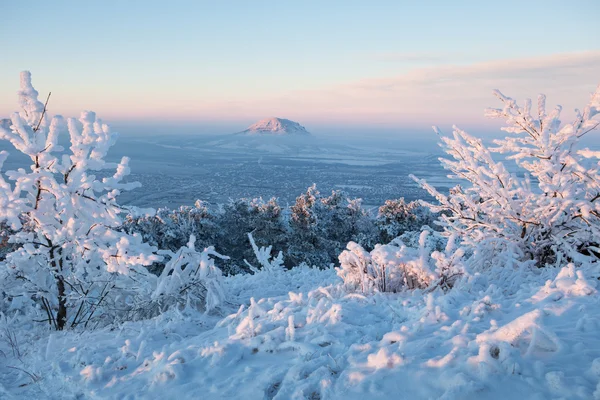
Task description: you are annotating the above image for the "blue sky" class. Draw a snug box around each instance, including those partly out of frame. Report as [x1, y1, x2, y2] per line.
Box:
[1, 0, 599, 133]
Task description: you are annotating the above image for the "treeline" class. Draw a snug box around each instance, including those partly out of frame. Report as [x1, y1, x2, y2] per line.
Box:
[123, 184, 437, 275]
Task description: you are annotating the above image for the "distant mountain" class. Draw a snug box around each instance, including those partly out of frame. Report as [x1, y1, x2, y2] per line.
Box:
[237, 117, 311, 136]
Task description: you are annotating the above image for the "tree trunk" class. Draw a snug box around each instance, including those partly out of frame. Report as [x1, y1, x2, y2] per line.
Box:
[56, 276, 67, 330]
[49, 245, 67, 330]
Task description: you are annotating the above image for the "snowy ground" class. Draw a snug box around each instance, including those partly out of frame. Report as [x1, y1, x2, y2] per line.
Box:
[2, 263, 600, 399]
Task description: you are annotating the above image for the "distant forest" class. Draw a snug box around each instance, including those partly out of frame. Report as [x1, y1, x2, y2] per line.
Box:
[120, 184, 439, 275]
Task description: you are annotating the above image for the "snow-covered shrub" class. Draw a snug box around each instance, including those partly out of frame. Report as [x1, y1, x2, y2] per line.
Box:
[392, 226, 447, 252]
[346, 197, 380, 249]
[216, 197, 287, 273]
[287, 184, 329, 267]
[412, 85, 600, 268]
[126, 200, 216, 251]
[429, 234, 466, 291]
[376, 198, 437, 243]
[123, 200, 218, 274]
[288, 184, 376, 267]
[321, 192, 377, 256]
[0, 72, 162, 329]
[243, 232, 285, 274]
[337, 230, 464, 293]
[152, 235, 227, 313]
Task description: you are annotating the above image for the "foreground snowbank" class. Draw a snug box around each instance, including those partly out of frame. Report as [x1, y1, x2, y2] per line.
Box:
[2, 263, 600, 399]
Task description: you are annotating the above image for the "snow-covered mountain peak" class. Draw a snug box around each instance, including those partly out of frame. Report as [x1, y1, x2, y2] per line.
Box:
[239, 117, 311, 136]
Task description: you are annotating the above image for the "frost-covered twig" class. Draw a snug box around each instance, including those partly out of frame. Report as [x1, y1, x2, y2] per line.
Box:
[244, 232, 285, 273]
[153, 235, 227, 312]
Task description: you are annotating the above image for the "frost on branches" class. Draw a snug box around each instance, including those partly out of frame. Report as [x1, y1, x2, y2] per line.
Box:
[153, 235, 227, 313]
[0, 72, 162, 330]
[376, 198, 437, 244]
[337, 230, 465, 293]
[243, 232, 285, 274]
[412, 85, 600, 269]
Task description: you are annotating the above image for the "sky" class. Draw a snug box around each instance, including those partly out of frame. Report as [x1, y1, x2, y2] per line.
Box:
[1, 0, 599, 135]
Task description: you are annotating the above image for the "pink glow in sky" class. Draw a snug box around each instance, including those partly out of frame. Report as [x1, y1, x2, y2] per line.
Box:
[1, 51, 598, 132]
[1, 0, 598, 132]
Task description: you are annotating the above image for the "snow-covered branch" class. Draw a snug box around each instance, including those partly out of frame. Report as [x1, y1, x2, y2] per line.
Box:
[413, 84, 600, 268]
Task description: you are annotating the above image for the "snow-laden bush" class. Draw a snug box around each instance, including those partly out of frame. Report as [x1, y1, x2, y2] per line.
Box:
[429, 234, 467, 291]
[125, 200, 216, 252]
[123, 200, 218, 274]
[337, 230, 465, 293]
[391, 226, 447, 252]
[216, 197, 288, 273]
[288, 184, 376, 267]
[376, 198, 437, 243]
[412, 85, 600, 268]
[152, 235, 227, 313]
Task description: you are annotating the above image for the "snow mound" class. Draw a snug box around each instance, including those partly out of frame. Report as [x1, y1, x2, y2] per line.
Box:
[238, 117, 311, 136]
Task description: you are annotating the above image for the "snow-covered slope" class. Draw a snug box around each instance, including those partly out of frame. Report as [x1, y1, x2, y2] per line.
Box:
[3, 264, 600, 399]
[237, 117, 311, 136]
[201, 117, 318, 154]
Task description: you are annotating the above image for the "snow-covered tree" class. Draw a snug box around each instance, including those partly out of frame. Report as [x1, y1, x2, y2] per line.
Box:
[0, 72, 160, 329]
[376, 198, 436, 244]
[288, 185, 377, 267]
[287, 185, 331, 267]
[123, 200, 218, 274]
[412, 85, 600, 268]
[216, 197, 287, 273]
[321, 192, 377, 254]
